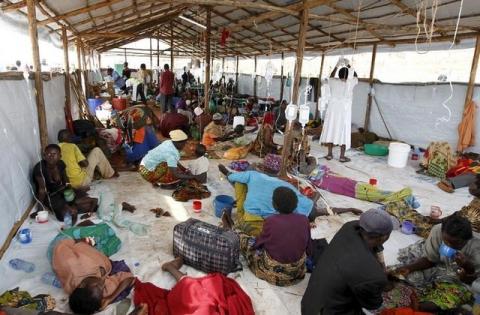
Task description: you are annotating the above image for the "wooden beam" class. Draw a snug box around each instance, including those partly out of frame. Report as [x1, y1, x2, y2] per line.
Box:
[170, 21, 174, 70]
[364, 44, 377, 131]
[235, 55, 239, 93]
[0, 201, 35, 260]
[2, 0, 27, 12]
[280, 52, 284, 101]
[280, 1, 308, 177]
[253, 56, 257, 98]
[37, 0, 126, 26]
[62, 27, 72, 128]
[204, 7, 211, 112]
[27, 0, 48, 149]
[465, 35, 480, 108]
[315, 52, 325, 120]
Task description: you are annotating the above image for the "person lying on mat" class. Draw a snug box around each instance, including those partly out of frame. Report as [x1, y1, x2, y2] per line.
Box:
[391, 216, 480, 313]
[139, 129, 196, 185]
[58, 129, 118, 189]
[301, 209, 394, 315]
[33, 144, 98, 223]
[133, 257, 254, 315]
[222, 186, 311, 287]
[51, 237, 134, 315]
[218, 165, 362, 221]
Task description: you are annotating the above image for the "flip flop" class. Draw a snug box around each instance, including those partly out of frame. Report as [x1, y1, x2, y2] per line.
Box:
[324, 155, 333, 161]
[339, 157, 351, 163]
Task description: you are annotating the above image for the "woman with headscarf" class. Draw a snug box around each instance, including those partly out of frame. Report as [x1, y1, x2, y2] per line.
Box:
[251, 111, 280, 157]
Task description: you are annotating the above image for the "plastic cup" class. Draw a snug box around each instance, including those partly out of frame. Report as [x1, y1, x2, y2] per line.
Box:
[193, 200, 202, 213]
[369, 178, 377, 186]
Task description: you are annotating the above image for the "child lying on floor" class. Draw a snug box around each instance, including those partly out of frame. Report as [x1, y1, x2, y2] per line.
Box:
[188, 144, 209, 183]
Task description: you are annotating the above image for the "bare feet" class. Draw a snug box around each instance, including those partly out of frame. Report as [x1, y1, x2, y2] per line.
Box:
[221, 210, 234, 230]
[218, 164, 231, 177]
[339, 157, 351, 163]
[122, 202, 136, 213]
[161, 257, 183, 271]
[324, 155, 333, 161]
[112, 171, 120, 178]
[129, 303, 148, 315]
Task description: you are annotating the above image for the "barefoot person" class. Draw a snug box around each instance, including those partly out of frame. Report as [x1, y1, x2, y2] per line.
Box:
[33, 144, 97, 222]
[133, 258, 255, 315]
[58, 129, 118, 189]
[319, 58, 358, 163]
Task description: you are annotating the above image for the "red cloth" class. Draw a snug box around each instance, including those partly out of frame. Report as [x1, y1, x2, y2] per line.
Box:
[380, 308, 432, 315]
[263, 112, 275, 126]
[160, 70, 174, 95]
[134, 274, 255, 315]
[158, 113, 189, 138]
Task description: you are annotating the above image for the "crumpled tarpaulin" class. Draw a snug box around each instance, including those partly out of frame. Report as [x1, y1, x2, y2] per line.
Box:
[457, 100, 476, 152]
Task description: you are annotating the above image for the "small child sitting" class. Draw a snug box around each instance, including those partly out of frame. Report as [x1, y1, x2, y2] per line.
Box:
[189, 144, 209, 183]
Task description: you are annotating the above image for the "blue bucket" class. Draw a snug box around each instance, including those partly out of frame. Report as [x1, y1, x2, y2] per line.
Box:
[213, 195, 235, 218]
[87, 98, 103, 115]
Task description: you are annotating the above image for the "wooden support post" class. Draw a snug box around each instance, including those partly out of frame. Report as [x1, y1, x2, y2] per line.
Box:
[27, 0, 48, 149]
[204, 6, 211, 112]
[222, 57, 225, 75]
[315, 53, 325, 120]
[253, 56, 257, 98]
[98, 54, 101, 69]
[465, 35, 480, 108]
[81, 42, 89, 97]
[235, 55, 239, 94]
[280, 1, 308, 177]
[149, 37, 153, 69]
[170, 22, 174, 71]
[280, 52, 285, 101]
[157, 31, 160, 67]
[75, 38, 82, 83]
[62, 27, 72, 126]
[124, 48, 127, 62]
[364, 44, 377, 132]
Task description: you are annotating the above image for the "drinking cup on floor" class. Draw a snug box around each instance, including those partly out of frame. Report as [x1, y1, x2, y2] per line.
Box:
[193, 200, 202, 213]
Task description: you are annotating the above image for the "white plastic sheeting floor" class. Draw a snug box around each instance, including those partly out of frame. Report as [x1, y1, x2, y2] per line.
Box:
[0, 141, 474, 315]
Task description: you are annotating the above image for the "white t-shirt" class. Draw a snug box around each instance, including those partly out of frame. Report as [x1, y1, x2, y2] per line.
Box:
[189, 156, 209, 175]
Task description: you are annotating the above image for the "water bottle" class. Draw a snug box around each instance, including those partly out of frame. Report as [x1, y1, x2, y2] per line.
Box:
[9, 258, 35, 273]
[41, 272, 62, 288]
[64, 212, 72, 228]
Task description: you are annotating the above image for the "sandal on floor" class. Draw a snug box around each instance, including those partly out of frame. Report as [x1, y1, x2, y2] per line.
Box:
[324, 155, 333, 161]
[437, 181, 454, 193]
[339, 157, 351, 163]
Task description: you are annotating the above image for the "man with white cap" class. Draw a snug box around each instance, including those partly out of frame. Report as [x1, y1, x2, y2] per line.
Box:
[202, 113, 225, 148]
[139, 129, 195, 184]
[302, 209, 393, 315]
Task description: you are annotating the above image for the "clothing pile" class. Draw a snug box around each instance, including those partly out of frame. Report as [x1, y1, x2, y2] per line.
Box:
[0, 288, 55, 313]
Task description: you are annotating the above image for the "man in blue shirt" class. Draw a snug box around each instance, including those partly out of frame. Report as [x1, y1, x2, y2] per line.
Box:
[107, 68, 126, 91]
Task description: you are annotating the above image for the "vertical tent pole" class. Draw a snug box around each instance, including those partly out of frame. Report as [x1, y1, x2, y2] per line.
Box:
[62, 27, 72, 125]
[222, 57, 225, 76]
[204, 6, 211, 112]
[157, 31, 160, 67]
[27, 0, 48, 149]
[76, 38, 82, 81]
[81, 41, 89, 97]
[253, 55, 257, 98]
[280, 52, 285, 101]
[98, 54, 101, 69]
[465, 35, 480, 108]
[315, 52, 325, 120]
[235, 55, 239, 93]
[124, 48, 127, 63]
[149, 37, 153, 69]
[170, 22, 174, 71]
[280, 0, 308, 177]
[364, 44, 377, 132]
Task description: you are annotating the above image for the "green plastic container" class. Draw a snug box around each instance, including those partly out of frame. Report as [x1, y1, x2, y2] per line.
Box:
[364, 143, 389, 156]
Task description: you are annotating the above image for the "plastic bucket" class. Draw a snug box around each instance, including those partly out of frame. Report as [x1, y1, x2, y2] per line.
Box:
[87, 98, 103, 115]
[112, 98, 127, 111]
[388, 142, 411, 168]
[213, 195, 235, 218]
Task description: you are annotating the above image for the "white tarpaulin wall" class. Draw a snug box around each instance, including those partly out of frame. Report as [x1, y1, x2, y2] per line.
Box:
[0, 76, 66, 246]
[235, 73, 480, 151]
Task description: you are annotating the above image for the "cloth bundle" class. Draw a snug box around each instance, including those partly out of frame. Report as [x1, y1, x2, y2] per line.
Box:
[263, 153, 282, 173]
[230, 160, 250, 172]
[172, 179, 211, 202]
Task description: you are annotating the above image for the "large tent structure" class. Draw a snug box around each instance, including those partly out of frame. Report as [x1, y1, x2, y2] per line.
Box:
[1, 1, 480, 314]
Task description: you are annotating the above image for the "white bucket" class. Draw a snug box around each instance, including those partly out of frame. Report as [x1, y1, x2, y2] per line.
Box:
[233, 116, 245, 128]
[388, 142, 411, 168]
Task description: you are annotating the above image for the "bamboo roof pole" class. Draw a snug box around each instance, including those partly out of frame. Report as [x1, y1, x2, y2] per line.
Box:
[170, 21, 174, 71]
[465, 35, 480, 108]
[149, 37, 153, 69]
[315, 52, 325, 120]
[280, 52, 284, 101]
[80, 41, 89, 97]
[253, 56, 257, 98]
[364, 44, 377, 131]
[26, 0, 48, 149]
[124, 48, 127, 63]
[62, 27, 72, 128]
[75, 38, 82, 84]
[157, 31, 160, 67]
[280, 0, 308, 177]
[235, 55, 239, 94]
[204, 6, 211, 113]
